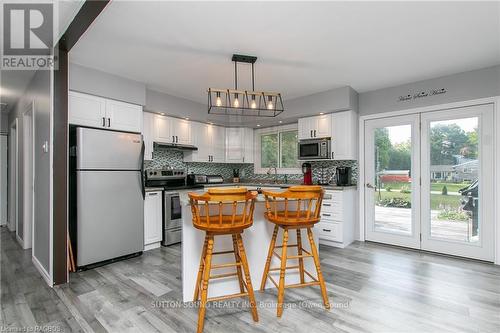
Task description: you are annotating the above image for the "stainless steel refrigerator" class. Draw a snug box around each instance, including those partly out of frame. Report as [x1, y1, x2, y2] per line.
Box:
[75, 127, 144, 267]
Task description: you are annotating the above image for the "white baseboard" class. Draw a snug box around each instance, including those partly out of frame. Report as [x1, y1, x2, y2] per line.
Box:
[16, 233, 24, 248]
[32, 256, 52, 287]
[144, 242, 161, 251]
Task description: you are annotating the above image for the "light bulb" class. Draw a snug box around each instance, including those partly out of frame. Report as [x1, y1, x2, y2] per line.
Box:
[233, 94, 239, 107]
[267, 96, 274, 110]
[215, 92, 222, 107]
[250, 96, 257, 109]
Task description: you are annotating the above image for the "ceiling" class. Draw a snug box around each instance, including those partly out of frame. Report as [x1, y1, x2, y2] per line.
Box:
[70, 1, 500, 106]
[0, 0, 84, 113]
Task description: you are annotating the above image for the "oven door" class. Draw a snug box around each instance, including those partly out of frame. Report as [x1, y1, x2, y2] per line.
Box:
[298, 141, 320, 160]
[164, 192, 182, 228]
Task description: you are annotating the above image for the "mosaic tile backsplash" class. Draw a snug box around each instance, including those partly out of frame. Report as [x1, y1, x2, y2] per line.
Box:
[145, 147, 358, 184]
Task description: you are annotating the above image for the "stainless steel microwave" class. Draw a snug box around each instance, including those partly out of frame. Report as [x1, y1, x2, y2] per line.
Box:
[298, 138, 331, 160]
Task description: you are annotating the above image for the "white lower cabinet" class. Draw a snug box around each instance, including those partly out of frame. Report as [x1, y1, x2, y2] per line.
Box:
[144, 191, 163, 250]
[317, 189, 357, 248]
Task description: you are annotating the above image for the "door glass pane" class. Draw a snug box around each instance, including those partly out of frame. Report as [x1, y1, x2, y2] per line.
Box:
[429, 117, 479, 243]
[374, 125, 412, 235]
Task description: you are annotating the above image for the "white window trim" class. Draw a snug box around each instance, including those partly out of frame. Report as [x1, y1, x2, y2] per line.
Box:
[254, 123, 301, 174]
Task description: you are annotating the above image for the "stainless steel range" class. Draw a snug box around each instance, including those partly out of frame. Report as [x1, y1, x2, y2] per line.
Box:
[144, 168, 203, 246]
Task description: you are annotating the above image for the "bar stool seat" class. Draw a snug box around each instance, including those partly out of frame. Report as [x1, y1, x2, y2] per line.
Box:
[260, 186, 330, 317]
[189, 188, 259, 333]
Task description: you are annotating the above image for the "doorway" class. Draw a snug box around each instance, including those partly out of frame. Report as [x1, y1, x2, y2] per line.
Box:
[364, 104, 495, 261]
[9, 119, 18, 235]
[23, 103, 34, 249]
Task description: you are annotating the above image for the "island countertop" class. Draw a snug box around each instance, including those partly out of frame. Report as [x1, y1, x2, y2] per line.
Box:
[180, 187, 321, 303]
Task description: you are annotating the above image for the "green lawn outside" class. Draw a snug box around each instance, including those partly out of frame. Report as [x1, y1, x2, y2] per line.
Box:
[379, 181, 471, 193]
[375, 191, 462, 210]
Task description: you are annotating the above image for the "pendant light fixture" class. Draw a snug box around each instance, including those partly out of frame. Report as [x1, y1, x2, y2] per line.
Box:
[208, 54, 284, 117]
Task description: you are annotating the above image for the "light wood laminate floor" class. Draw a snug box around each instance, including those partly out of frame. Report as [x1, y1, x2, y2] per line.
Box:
[1, 226, 499, 332]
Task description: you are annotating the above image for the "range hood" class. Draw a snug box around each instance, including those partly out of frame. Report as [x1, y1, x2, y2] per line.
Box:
[154, 142, 198, 151]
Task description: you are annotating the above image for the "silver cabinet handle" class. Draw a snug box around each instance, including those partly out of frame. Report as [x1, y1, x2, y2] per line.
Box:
[314, 130, 316, 137]
[323, 203, 331, 206]
[102, 117, 106, 127]
[322, 229, 331, 232]
[176, 136, 178, 143]
[310, 130, 313, 138]
[108, 118, 111, 127]
[322, 213, 331, 216]
[148, 192, 158, 196]
[331, 152, 334, 159]
[172, 136, 175, 143]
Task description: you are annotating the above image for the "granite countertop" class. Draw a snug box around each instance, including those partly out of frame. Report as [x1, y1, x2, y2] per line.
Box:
[145, 187, 164, 192]
[203, 182, 357, 190]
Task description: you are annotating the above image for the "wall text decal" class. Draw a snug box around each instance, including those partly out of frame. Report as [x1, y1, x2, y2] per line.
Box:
[398, 88, 447, 102]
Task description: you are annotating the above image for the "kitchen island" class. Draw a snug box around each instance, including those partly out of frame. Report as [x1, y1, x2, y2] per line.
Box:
[179, 187, 320, 303]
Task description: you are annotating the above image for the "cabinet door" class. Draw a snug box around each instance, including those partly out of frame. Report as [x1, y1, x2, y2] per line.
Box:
[225, 128, 244, 163]
[243, 128, 254, 163]
[105, 99, 143, 133]
[154, 115, 173, 144]
[298, 117, 313, 140]
[331, 111, 357, 160]
[69, 91, 106, 128]
[209, 125, 225, 162]
[184, 122, 209, 162]
[142, 112, 154, 160]
[315, 114, 332, 138]
[144, 191, 163, 245]
[172, 118, 192, 145]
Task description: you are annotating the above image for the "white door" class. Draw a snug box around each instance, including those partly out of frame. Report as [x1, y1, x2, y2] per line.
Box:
[142, 112, 154, 160]
[420, 105, 494, 261]
[69, 91, 106, 128]
[364, 114, 421, 249]
[154, 115, 173, 144]
[9, 120, 18, 233]
[105, 99, 142, 133]
[173, 118, 192, 145]
[315, 114, 332, 138]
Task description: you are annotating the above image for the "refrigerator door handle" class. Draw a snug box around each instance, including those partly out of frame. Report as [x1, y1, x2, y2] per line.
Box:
[140, 140, 145, 200]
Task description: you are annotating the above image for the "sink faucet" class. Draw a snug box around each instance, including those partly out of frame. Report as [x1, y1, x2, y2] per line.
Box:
[267, 166, 278, 184]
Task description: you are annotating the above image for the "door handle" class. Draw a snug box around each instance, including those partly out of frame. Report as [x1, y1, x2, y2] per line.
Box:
[108, 118, 111, 127]
[366, 183, 375, 189]
[102, 117, 106, 127]
[314, 130, 316, 137]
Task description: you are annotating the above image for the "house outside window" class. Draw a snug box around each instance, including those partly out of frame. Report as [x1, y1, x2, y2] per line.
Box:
[254, 124, 301, 174]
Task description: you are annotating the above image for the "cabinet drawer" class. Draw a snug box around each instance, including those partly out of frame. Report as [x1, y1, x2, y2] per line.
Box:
[320, 210, 342, 221]
[316, 222, 343, 242]
[324, 191, 343, 204]
[321, 201, 342, 213]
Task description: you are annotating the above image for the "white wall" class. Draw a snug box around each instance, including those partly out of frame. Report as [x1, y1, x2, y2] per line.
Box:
[359, 65, 500, 116]
[69, 63, 146, 105]
[8, 70, 52, 277]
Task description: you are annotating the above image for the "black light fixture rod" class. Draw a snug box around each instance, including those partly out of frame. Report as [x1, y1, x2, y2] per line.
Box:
[252, 63, 255, 91]
[234, 61, 238, 90]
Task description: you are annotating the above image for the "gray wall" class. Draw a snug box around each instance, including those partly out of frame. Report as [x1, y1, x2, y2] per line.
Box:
[8, 70, 51, 274]
[285, 86, 358, 117]
[69, 63, 146, 105]
[1, 113, 8, 134]
[146, 88, 206, 119]
[359, 65, 500, 116]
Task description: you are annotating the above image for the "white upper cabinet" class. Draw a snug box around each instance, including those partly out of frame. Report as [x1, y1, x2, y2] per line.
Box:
[298, 114, 332, 139]
[69, 91, 142, 133]
[69, 91, 106, 128]
[184, 122, 225, 163]
[225, 127, 254, 163]
[153, 114, 172, 144]
[105, 99, 143, 133]
[331, 110, 358, 160]
[172, 118, 192, 145]
[153, 115, 192, 145]
[142, 112, 154, 160]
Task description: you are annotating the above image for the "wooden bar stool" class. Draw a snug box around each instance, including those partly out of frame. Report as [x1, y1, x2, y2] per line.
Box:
[189, 188, 259, 333]
[260, 186, 330, 317]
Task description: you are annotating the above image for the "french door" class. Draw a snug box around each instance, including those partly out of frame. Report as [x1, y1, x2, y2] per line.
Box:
[364, 104, 495, 261]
